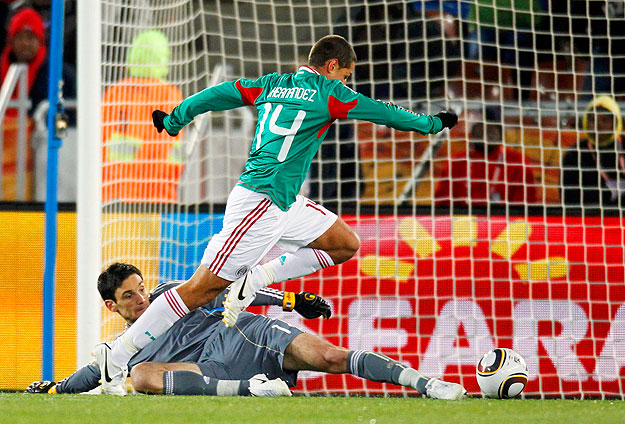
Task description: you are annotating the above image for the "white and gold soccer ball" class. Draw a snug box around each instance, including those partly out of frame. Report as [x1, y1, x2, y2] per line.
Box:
[476, 348, 529, 399]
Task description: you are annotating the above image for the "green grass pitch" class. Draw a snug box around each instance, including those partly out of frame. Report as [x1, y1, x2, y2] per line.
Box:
[0, 393, 623, 424]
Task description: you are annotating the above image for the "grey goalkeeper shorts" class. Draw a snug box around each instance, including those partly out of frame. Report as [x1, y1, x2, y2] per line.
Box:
[197, 311, 302, 387]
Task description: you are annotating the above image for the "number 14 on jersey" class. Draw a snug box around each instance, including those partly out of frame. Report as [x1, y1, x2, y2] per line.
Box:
[255, 103, 307, 162]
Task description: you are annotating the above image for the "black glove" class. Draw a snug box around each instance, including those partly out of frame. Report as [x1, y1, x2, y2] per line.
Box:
[434, 110, 458, 130]
[25, 380, 57, 394]
[292, 292, 332, 319]
[152, 110, 177, 136]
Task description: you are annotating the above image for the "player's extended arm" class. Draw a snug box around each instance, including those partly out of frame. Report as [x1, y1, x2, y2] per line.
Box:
[153, 77, 266, 136]
[255, 288, 332, 319]
[25, 380, 57, 394]
[25, 363, 102, 394]
[330, 82, 457, 135]
[222, 286, 331, 319]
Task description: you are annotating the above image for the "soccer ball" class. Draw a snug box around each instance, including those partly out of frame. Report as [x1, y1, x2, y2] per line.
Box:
[476, 348, 529, 398]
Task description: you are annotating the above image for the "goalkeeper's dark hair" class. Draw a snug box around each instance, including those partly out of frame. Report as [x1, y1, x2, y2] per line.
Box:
[97, 262, 143, 302]
[308, 35, 356, 70]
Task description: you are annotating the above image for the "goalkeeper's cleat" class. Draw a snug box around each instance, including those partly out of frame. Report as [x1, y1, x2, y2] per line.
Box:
[248, 374, 292, 397]
[222, 272, 257, 328]
[92, 342, 128, 396]
[424, 379, 466, 400]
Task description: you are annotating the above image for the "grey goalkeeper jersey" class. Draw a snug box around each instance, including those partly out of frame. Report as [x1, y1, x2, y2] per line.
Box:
[55, 285, 285, 393]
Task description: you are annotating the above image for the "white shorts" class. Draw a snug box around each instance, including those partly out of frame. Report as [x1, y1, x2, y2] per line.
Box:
[201, 185, 338, 281]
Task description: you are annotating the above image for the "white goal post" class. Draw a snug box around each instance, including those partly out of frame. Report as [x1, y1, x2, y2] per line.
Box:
[77, 0, 102, 369]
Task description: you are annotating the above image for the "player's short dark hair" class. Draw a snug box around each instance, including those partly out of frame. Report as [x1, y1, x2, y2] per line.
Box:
[308, 35, 356, 69]
[97, 262, 143, 302]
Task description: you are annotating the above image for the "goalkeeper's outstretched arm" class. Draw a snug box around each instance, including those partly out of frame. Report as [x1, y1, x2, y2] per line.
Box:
[150, 281, 331, 319]
[24, 363, 102, 394]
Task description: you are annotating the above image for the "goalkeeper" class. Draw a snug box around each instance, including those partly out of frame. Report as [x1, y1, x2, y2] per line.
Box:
[27, 263, 464, 399]
[97, 35, 458, 395]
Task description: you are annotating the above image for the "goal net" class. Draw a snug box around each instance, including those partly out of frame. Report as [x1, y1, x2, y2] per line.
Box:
[80, 0, 625, 398]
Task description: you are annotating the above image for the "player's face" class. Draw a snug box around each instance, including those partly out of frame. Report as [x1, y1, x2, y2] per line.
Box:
[323, 60, 355, 85]
[588, 110, 616, 148]
[107, 274, 150, 324]
[11, 30, 40, 63]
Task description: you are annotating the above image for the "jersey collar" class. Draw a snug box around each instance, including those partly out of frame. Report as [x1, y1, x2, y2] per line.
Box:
[297, 65, 320, 75]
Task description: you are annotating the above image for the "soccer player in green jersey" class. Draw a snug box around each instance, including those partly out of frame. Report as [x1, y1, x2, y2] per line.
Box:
[95, 35, 458, 396]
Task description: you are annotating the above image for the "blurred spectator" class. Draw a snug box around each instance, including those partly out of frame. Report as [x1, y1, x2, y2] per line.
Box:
[9, 0, 78, 67]
[1, 7, 45, 111]
[334, 2, 460, 101]
[465, 0, 547, 100]
[564, 1, 625, 99]
[0, 7, 76, 114]
[0, 7, 75, 200]
[102, 30, 185, 203]
[561, 95, 625, 207]
[435, 106, 537, 206]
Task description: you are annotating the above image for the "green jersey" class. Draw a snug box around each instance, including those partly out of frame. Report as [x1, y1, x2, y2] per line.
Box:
[164, 66, 444, 210]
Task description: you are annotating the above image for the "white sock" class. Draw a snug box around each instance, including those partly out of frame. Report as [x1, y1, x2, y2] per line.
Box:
[248, 248, 335, 291]
[398, 368, 429, 393]
[110, 288, 190, 366]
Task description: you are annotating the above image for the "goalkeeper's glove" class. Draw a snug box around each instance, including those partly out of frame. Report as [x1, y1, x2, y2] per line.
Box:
[152, 110, 178, 136]
[283, 291, 332, 319]
[434, 110, 458, 130]
[25, 380, 57, 394]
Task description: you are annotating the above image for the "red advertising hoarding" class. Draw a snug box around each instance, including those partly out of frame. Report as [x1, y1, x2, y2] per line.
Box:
[259, 215, 625, 397]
